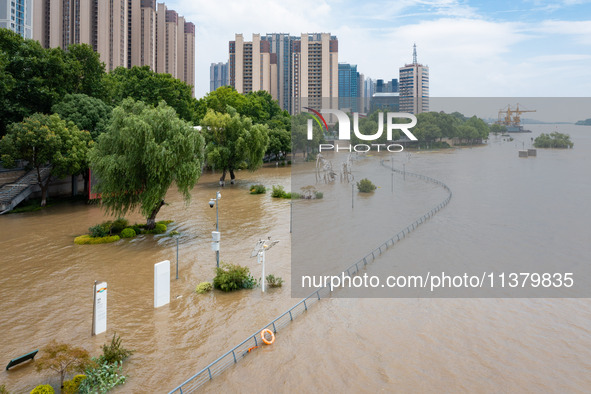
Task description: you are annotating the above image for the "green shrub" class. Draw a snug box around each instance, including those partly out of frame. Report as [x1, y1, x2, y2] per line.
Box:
[290, 192, 302, 199]
[534, 132, 574, 148]
[157, 220, 174, 225]
[30, 385, 54, 394]
[213, 263, 256, 292]
[287, 160, 292, 165]
[75, 235, 120, 245]
[271, 185, 286, 198]
[195, 282, 213, 294]
[120, 228, 136, 238]
[357, 178, 376, 193]
[314, 191, 324, 199]
[249, 184, 266, 194]
[110, 218, 129, 234]
[242, 273, 259, 289]
[266, 274, 284, 288]
[154, 223, 167, 234]
[89, 224, 108, 238]
[142, 223, 167, 234]
[62, 374, 86, 394]
[130, 224, 142, 235]
[78, 361, 126, 394]
[98, 333, 134, 365]
[0, 384, 8, 394]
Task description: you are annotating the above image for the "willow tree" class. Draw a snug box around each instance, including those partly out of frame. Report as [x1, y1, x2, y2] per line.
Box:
[89, 99, 204, 229]
[200, 106, 269, 185]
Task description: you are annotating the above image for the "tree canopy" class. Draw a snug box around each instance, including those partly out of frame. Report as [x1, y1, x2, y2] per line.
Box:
[105, 66, 196, 123]
[89, 99, 204, 228]
[52, 93, 112, 141]
[0, 29, 108, 136]
[200, 106, 269, 185]
[0, 113, 91, 206]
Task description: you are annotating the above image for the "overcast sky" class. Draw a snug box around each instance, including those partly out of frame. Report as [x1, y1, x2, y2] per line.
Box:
[163, 0, 591, 99]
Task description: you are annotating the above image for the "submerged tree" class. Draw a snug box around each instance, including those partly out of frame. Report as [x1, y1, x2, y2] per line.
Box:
[0, 113, 91, 206]
[35, 341, 92, 389]
[89, 99, 204, 229]
[200, 107, 269, 185]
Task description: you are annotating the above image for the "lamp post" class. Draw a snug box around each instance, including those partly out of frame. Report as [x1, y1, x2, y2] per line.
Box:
[209, 191, 221, 268]
[171, 232, 180, 279]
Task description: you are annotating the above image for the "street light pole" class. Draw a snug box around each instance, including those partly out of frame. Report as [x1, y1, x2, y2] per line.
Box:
[216, 191, 220, 267]
[210, 191, 221, 268]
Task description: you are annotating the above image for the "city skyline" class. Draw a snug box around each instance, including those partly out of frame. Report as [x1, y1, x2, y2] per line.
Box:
[164, 0, 591, 99]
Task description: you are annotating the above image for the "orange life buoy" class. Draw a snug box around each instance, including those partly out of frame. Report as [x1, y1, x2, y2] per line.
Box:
[261, 329, 275, 345]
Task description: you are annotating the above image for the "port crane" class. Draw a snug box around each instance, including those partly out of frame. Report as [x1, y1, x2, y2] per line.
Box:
[496, 104, 536, 126]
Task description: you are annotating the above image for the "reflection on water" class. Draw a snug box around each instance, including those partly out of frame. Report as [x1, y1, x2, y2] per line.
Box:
[1, 125, 591, 392]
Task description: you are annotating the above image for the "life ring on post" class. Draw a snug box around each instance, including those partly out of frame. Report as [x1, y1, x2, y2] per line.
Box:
[261, 329, 275, 345]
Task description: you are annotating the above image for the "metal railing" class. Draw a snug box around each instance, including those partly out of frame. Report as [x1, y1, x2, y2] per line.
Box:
[168, 161, 452, 393]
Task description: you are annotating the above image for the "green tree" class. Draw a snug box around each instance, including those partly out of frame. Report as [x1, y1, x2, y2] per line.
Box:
[89, 99, 204, 229]
[105, 66, 196, 123]
[52, 93, 112, 141]
[291, 112, 323, 160]
[200, 107, 269, 185]
[490, 123, 506, 135]
[266, 127, 291, 160]
[65, 43, 107, 99]
[533, 132, 573, 148]
[243, 90, 285, 123]
[0, 30, 107, 136]
[35, 341, 92, 389]
[196, 86, 246, 123]
[0, 113, 91, 206]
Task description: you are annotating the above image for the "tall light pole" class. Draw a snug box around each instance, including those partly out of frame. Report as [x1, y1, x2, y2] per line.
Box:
[171, 231, 180, 279]
[209, 191, 221, 268]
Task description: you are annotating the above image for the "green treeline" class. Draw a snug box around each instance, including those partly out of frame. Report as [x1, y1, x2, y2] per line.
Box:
[575, 118, 591, 126]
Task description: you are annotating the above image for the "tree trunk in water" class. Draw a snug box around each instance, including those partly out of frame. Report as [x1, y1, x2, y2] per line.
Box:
[37, 166, 48, 207]
[229, 168, 235, 184]
[219, 169, 227, 186]
[146, 200, 165, 230]
[81, 168, 89, 198]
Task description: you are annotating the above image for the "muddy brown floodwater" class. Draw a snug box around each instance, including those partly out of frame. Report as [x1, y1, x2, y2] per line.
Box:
[2, 124, 591, 393]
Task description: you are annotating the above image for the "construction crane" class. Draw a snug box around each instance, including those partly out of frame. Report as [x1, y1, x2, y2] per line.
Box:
[496, 103, 536, 127]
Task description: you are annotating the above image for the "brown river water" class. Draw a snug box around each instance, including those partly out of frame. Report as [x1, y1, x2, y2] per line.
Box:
[1, 124, 590, 393]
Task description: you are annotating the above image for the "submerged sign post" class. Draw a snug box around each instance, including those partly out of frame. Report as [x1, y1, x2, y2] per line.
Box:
[92, 281, 107, 336]
[154, 260, 170, 308]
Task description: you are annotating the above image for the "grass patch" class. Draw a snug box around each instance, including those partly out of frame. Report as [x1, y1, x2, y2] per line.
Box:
[74, 235, 120, 245]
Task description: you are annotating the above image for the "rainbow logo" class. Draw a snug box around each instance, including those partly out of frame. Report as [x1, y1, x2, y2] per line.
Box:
[96, 287, 107, 294]
[304, 107, 328, 132]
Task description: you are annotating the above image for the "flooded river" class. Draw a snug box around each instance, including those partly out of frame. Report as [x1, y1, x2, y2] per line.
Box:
[1, 124, 590, 392]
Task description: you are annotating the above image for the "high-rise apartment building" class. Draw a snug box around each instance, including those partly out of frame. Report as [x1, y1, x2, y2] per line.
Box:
[182, 21, 195, 93]
[138, 0, 156, 68]
[0, 0, 33, 39]
[399, 44, 429, 114]
[261, 33, 294, 112]
[227, 32, 338, 114]
[229, 33, 277, 97]
[210, 62, 228, 91]
[30, 0, 195, 94]
[291, 33, 338, 114]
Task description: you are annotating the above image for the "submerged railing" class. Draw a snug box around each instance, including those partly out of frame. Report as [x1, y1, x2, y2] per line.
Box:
[168, 161, 452, 393]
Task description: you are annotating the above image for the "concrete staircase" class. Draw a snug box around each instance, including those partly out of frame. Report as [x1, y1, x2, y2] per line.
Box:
[0, 166, 51, 214]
